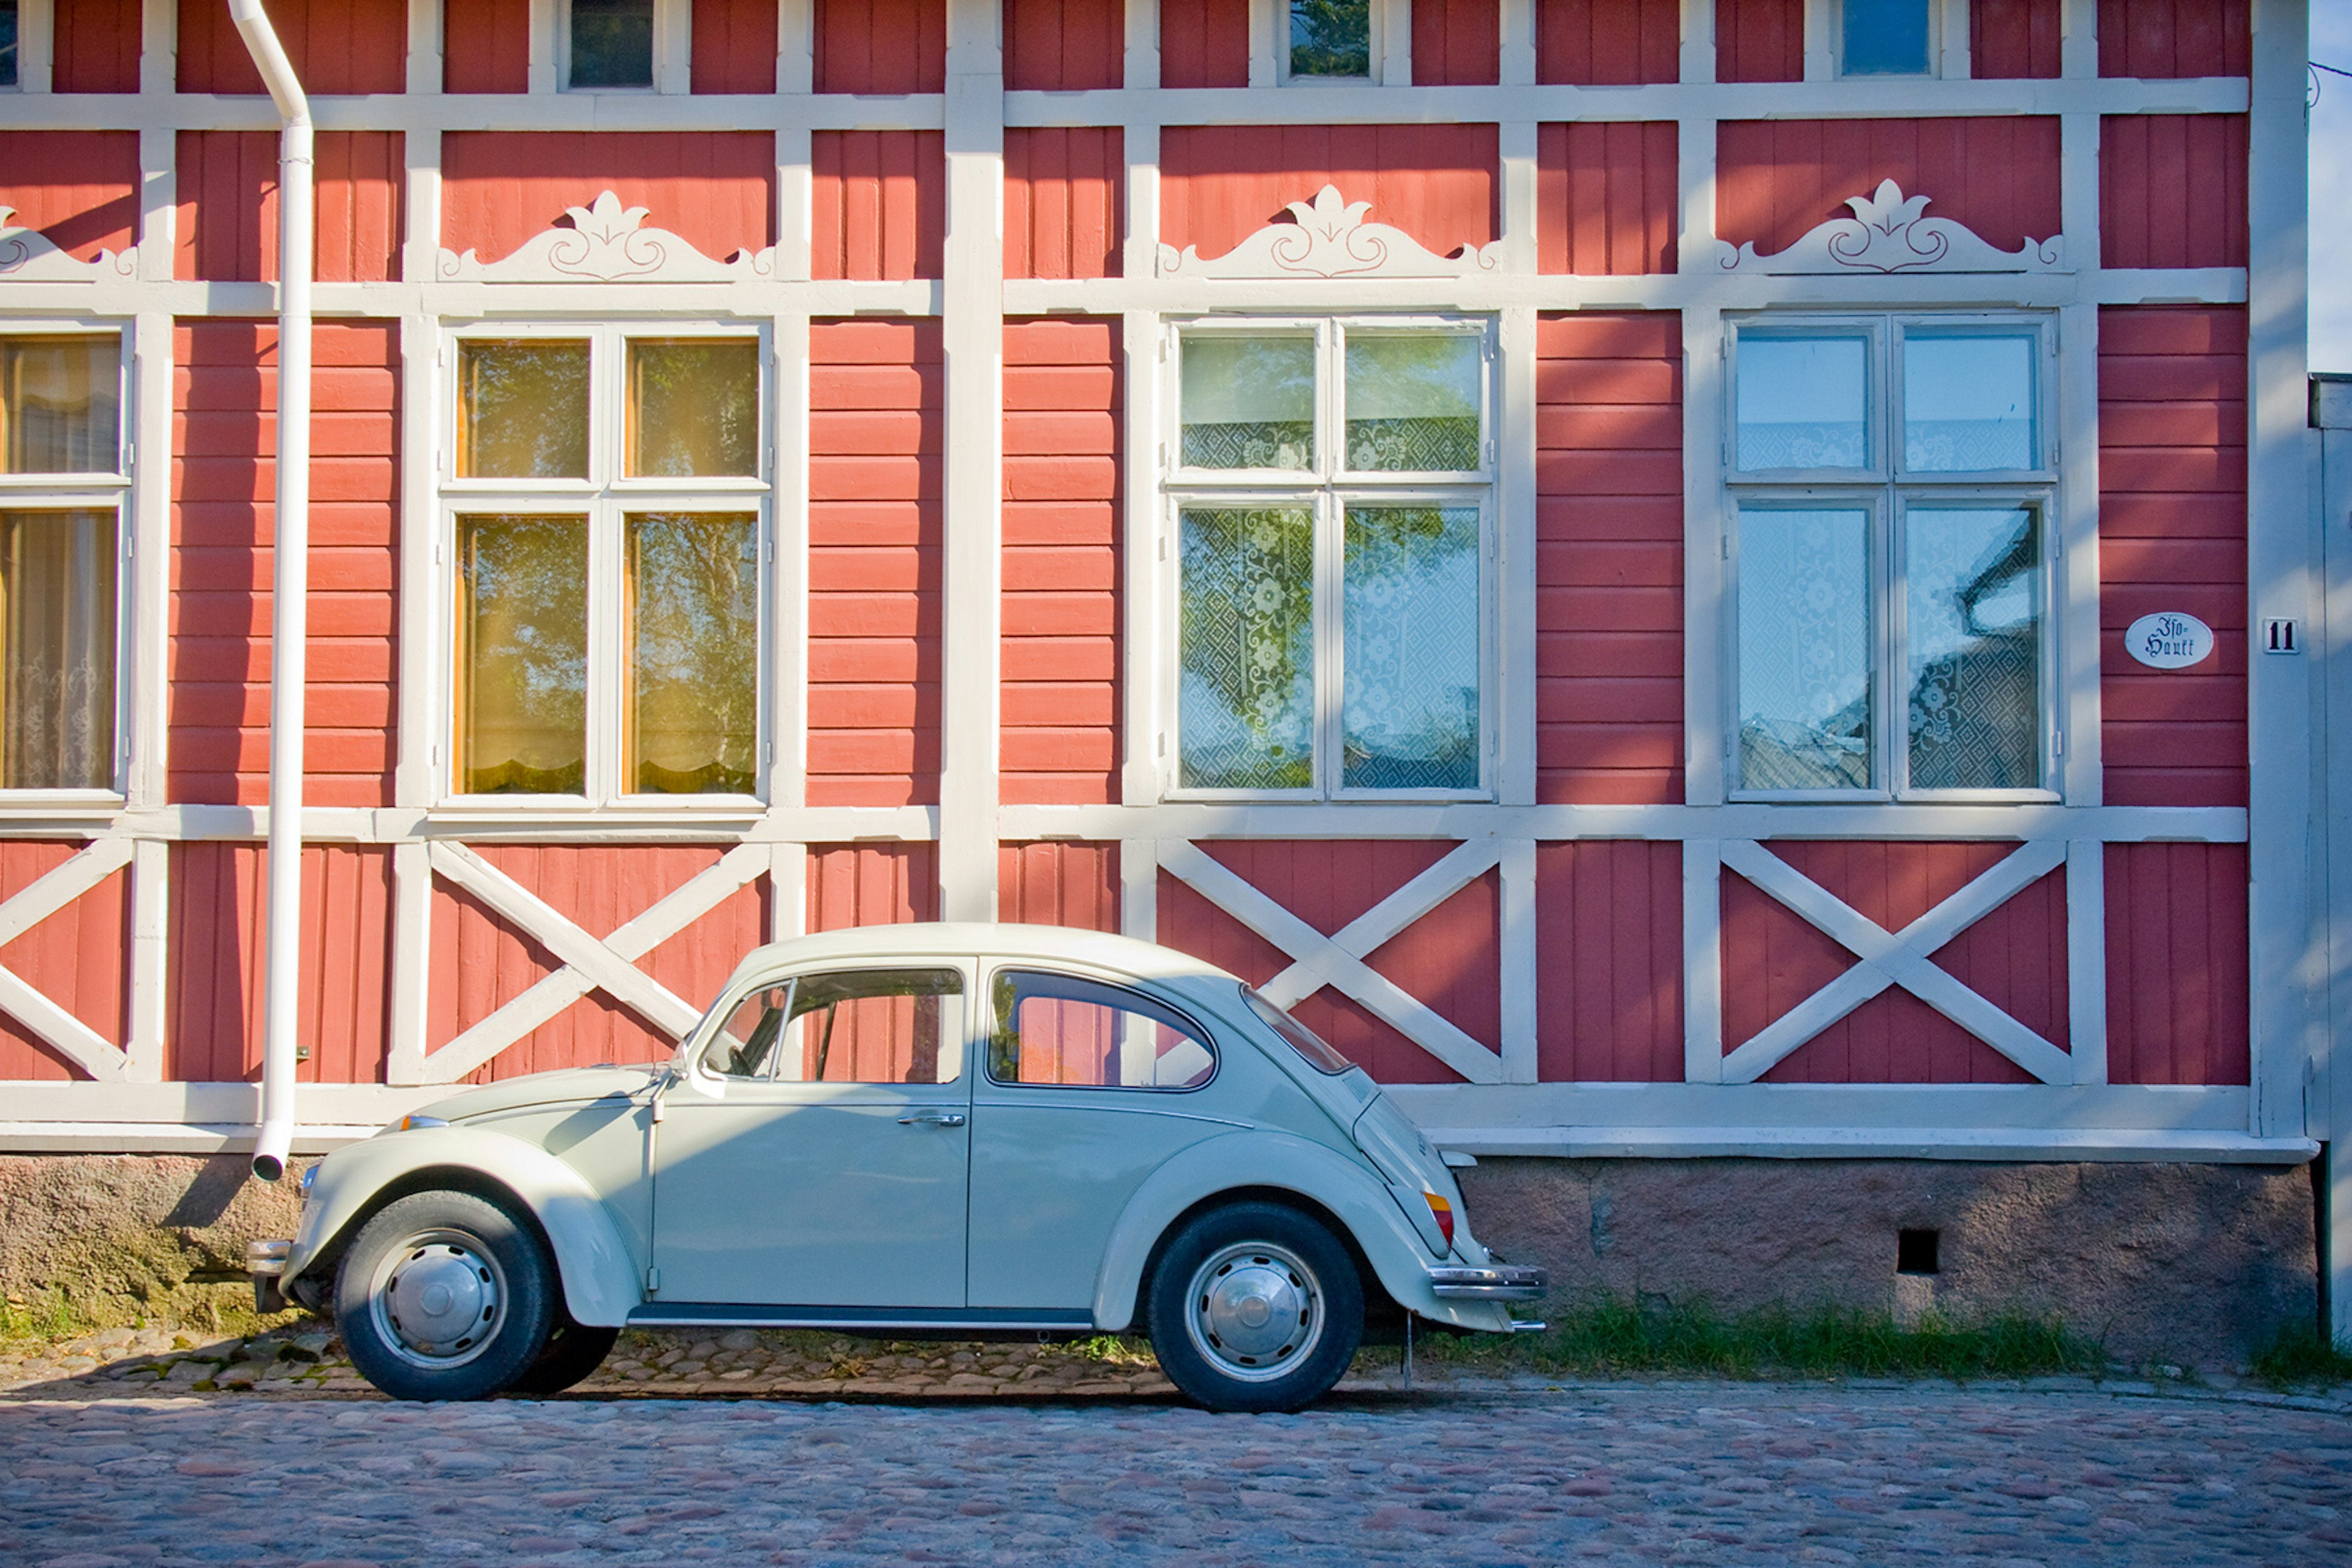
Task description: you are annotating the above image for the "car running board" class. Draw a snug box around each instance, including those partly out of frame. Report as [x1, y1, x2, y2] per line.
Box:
[627, 1304, 1098, 1333]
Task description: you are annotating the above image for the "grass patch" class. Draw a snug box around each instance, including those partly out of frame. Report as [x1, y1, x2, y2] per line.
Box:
[0, 1289, 100, 1348]
[2249, 1324, 2352, 1388]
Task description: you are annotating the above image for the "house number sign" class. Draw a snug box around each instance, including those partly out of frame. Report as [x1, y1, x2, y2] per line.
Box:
[2125, 612, 2215, 669]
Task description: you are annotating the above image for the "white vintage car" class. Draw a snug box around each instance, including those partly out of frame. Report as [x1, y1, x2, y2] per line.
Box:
[253, 924, 1544, 1411]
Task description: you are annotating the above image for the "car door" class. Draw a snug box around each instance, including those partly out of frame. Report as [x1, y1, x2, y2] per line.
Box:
[649, 961, 974, 1308]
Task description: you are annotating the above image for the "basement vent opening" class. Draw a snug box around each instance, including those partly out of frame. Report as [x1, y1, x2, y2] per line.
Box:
[1896, 1229, 1940, 1276]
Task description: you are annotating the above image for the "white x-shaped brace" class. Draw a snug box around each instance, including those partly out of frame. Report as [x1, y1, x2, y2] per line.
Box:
[0, 837, 135, 1082]
[420, 840, 771, 1084]
[1156, 839, 1513, 1084]
[1716, 839, 2072, 1085]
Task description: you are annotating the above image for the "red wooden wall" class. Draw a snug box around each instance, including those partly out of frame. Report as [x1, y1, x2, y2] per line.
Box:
[816, 0, 946, 93]
[809, 843, 940, 927]
[439, 132, 775, 266]
[1534, 842, 1680, 1081]
[1535, 312, 1683, 806]
[2105, 843, 2249, 1085]
[176, 0, 406, 94]
[53, 0, 144, 92]
[999, 842, 1119, 930]
[1160, 0, 1250, 88]
[1536, 122, 1678, 275]
[1006, 0, 1124, 91]
[0, 842, 128, 1082]
[174, 130, 405, 283]
[1539, 0, 1679, 83]
[1716, 0, 1802, 83]
[812, 132, 947, 281]
[0, 131, 140, 260]
[2101, 115, 2247, 270]
[1414, 0, 1499, 86]
[1717, 118, 2064, 258]
[692, 0, 780, 93]
[807, 319, 944, 807]
[1003, 319, 1121, 805]
[1973, 0, 2064, 78]
[1160, 125, 1498, 262]
[2098, 0, 2250, 78]
[445, 0, 530, 93]
[1005, 129, 1123, 279]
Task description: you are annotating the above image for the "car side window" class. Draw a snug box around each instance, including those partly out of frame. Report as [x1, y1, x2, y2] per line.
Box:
[703, 968, 965, 1085]
[987, 970, 1216, 1090]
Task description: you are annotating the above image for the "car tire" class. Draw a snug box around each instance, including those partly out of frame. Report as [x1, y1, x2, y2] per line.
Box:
[507, 1311, 619, 1396]
[1147, 1202, 1364, 1414]
[334, 1189, 556, 1402]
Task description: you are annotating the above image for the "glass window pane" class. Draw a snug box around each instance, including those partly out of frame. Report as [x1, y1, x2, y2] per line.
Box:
[456, 515, 587, 794]
[1, 337, 121, 475]
[1342, 505, 1480, 790]
[777, 970, 965, 1085]
[1291, 0, 1371, 77]
[705, 984, 791, 1077]
[458, 341, 589, 479]
[1736, 335, 1869, 470]
[0, 510, 115, 790]
[989, 971, 1216, 1090]
[1180, 336, 1315, 470]
[627, 339, 760, 478]
[1178, 507, 1314, 790]
[1905, 507, 2041, 790]
[1904, 334, 2037, 472]
[1842, 0, 1931, 75]
[1737, 509, 1872, 791]
[0, 3, 17, 89]
[624, 512, 760, 796]
[569, 0, 654, 88]
[1345, 334, 1482, 471]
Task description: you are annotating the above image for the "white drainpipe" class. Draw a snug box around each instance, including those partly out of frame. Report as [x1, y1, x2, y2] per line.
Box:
[230, 0, 312, 1182]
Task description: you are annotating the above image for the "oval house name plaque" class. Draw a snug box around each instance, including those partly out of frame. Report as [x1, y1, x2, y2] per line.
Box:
[2125, 612, 2215, 670]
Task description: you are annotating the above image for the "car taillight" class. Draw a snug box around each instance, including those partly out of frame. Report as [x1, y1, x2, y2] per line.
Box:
[1424, 1192, 1455, 1248]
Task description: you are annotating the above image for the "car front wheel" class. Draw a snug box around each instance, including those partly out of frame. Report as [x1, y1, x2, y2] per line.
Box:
[334, 1189, 555, 1401]
[1147, 1202, 1363, 1413]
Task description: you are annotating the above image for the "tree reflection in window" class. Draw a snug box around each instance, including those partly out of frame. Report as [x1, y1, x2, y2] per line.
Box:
[624, 512, 758, 795]
[456, 515, 588, 794]
[1290, 0, 1371, 77]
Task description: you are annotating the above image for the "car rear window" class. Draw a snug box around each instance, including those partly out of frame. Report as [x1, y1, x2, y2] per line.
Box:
[1243, 987, 1355, 1075]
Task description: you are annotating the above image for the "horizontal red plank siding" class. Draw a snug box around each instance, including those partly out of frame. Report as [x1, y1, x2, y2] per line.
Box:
[1716, 0, 1801, 82]
[1161, 0, 1250, 88]
[1161, 124, 1498, 263]
[54, 0, 143, 92]
[809, 843, 940, 928]
[812, 131, 947, 281]
[1535, 841, 1680, 1081]
[1003, 318, 1121, 805]
[1006, 0, 1124, 90]
[1005, 128, 1123, 279]
[2101, 115, 2247, 270]
[177, 0, 405, 94]
[816, 0, 945, 92]
[1972, 0, 2062, 78]
[170, 320, 399, 807]
[2105, 842, 2249, 1085]
[175, 130, 405, 283]
[167, 843, 393, 1085]
[1536, 121, 1677, 274]
[440, 132, 774, 266]
[1414, 0, 1499, 85]
[0, 843, 127, 1082]
[998, 842, 1120, 930]
[445, 0, 530, 93]
[809, 320, 943, 806]
[1536, 312, 1683, 805]
[1538, 0, 1680, 83]
[693, 0, 780, 92]
[0, 131, 140, 260]
[2098, 0, 2249, 78]
[1718, 118, 2062, 258]
[2100, 306, 2247, 807]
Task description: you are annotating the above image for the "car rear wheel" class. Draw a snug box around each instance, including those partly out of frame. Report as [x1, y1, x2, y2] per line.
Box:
[334, 1189, 555, 1401]
[1147, 1202, 1363, 1413]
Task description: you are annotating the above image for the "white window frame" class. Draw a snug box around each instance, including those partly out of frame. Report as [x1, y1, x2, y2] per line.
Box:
[559, 0, 689, 94]
[1275, 0, 1388, 86]
[1723, 311, 2060, 804]
[435, 318, 771, 809]
[1163, 315, 1497, 802]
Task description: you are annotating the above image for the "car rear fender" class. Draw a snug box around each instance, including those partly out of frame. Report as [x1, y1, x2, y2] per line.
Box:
[288, 1127, 642, 1327]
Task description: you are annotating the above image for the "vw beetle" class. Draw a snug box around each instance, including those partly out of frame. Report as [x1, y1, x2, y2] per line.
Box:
[254, 924, 1544, 1411]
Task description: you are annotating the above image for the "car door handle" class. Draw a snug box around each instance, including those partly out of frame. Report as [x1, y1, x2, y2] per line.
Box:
[897, 1109, 967, 1128]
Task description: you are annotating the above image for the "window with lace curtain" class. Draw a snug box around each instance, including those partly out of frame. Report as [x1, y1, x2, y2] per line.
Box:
[1167, 320, 1492, 798]
[1727, 315, 2056, 799]
[443, 325, 764, 802]
[0, 331, 124, 794]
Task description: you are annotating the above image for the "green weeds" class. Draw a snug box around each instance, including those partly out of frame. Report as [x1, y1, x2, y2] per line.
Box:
[2249, 1323, 2352, 1388]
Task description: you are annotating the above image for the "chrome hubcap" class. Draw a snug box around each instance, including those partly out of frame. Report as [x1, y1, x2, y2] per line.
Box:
[1184, 1242, 1323, 1383]
[369, 1228, 505, 1370]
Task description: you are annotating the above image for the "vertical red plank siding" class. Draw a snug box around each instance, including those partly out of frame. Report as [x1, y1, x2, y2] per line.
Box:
[1537, 0, 1680, 84]
[1003, 318, 1121, 805]
[812, 132, 948, 281]
[2100, 115, 2247, 270]
[1534, 842, 1681, 1081]
[998, 843, 1120, 930]
[1412, 0, 1499, 85]
[692, 0, 781, 92]
[815, 0, 946, 92]
[176, 0, 407, 94]
[2098, 0, 2250, 78]
[1715, 0, 1802, 82]
[1160, 0, 1250, 88]
[439, 133, 775, 266]
[53, 0, 143, 92]
[179, 130, 405, 284]
[1535, 312, 1683, 805]
[1006, 0, 1124, 90]
[1004, 129, 1125, 279]
[2098, 306, 2248, 807]
[445, 0, 531, 93]
[0, 843, 128, 1082]
[1716, 119, 2064, 258]
[808, 320, 944, 807]
[808, 844, 941, 927]
[1536, 122, 1678, 274]
[0, 132, 140, 260]
[2105, 843, 2250, 1085]
[170, 320, 399, 807]
[1160, 125, 1498, 263]
[1971, 0, 2062, 78]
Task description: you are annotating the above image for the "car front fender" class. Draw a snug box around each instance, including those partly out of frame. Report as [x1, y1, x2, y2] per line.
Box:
[287, 1126, 642, 1328]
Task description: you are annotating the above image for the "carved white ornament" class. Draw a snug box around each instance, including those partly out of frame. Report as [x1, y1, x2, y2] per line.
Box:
[435, 190, 778, 283]
[0, 208, 137, 282]
[1716, 181, 2064, 275]
[1156, 185, 1503, 280]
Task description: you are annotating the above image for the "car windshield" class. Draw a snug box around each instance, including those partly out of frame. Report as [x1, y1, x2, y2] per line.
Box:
[1243, 986, 1355, 1075]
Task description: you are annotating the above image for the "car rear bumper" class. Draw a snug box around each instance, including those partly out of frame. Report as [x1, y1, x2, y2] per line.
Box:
[248, 1238, 291, 1314]
[1427, 1264, 1547, 1302]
